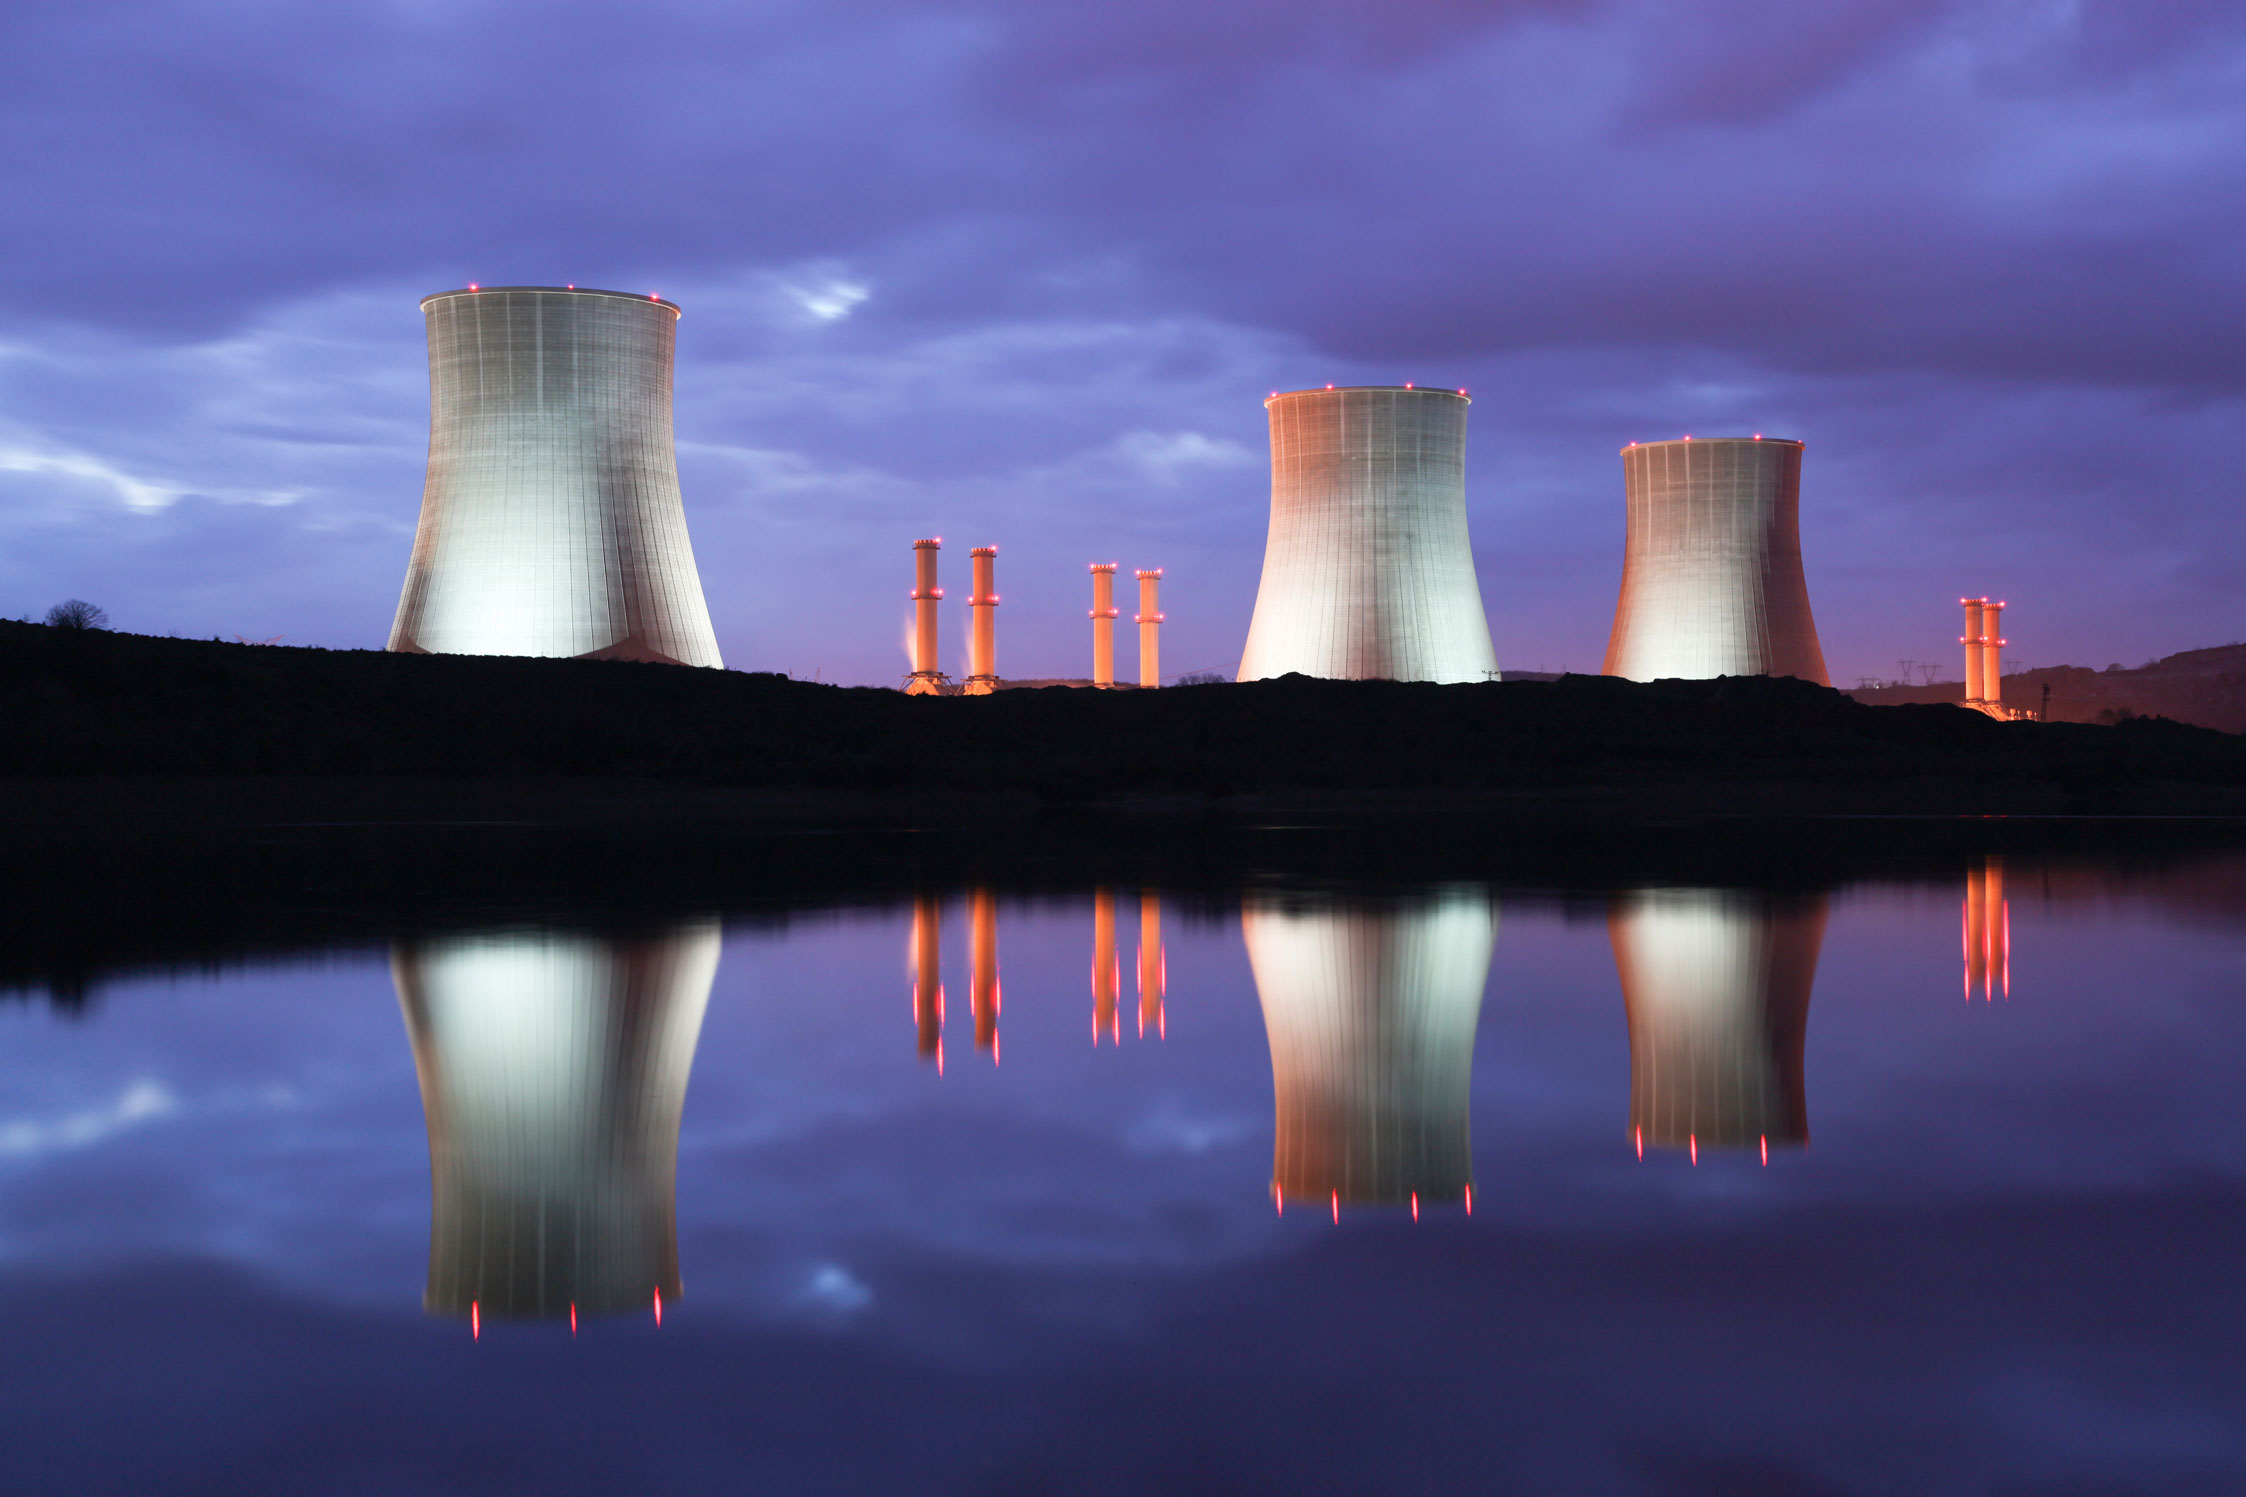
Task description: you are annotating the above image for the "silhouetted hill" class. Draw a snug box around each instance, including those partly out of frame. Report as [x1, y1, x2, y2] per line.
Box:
[1850, 644, 2246, 733]
[1, 622, 2241, 813]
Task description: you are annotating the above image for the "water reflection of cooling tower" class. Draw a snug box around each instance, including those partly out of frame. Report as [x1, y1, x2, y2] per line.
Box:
[394, 924, 720, 1319]
[1608, 892, 1825, 1153]
[1243, 892, 1496, 1206]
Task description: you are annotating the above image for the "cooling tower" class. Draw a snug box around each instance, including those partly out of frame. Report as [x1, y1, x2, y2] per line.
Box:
[1238, 387, 1499, 684]
[1603, 438, 1827, 684]
[1244, 890, 1496, 1207]
[1608, 890, 1824, 1154]
[389, 287, 723, 668]
[394, 922, 720, 1320]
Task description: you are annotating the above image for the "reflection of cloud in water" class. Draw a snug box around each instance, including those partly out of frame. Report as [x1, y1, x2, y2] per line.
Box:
[0, 1078, 175, 1159]
[1609, 891, 1825, 1155]
[393, 924, 719, 1321]
[1243, 891, 1497, 1208]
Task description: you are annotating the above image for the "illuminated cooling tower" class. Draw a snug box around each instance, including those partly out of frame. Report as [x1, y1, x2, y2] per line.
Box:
[394, 922, 720, 1320]
[1243, 890, 1496, 1207]
[1603, 438, 1827, 684]
[1238, 387, 1499, 683]
[1608, 891, 1825, 1154]
[388, 287, 723, 667]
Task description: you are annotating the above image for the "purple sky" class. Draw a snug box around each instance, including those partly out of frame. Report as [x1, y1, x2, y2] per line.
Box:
[1, 0, 2239, 686]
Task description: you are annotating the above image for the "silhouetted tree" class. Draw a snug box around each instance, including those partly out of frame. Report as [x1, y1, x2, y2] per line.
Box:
[44, 599, 107, 631]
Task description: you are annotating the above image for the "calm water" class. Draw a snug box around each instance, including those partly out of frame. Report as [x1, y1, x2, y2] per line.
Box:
[2, 852, 2241, 1494]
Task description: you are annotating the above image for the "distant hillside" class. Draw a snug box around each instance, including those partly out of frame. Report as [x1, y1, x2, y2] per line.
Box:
[1849, 644, 2246, 734]
[2, 623, 2242, 816]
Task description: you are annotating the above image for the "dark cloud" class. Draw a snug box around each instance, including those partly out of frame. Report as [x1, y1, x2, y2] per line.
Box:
[0, 0, 2238, 680]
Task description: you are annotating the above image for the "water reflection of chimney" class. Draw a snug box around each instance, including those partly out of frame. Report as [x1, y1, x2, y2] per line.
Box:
[1137, 890, 1166, 1040]
[969, 888, 1001, 1061]
[1243, 890, 1497, 1216]
[912, 895, 944, 1071]
[1964, 858, 2008, 1002]
[1608, 891, 1824, 1162]
[1091, 887, 1121, 1045]
[393, 923, 719, 1325]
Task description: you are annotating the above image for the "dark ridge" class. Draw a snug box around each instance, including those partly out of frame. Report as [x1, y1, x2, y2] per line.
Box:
[1, 622, 2240, 812]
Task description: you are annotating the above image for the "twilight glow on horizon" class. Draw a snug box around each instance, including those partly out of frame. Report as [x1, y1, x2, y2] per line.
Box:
[0, 0, 2239, 687]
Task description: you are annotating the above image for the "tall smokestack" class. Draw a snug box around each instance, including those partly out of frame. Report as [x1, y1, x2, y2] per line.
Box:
[1136, 569, 1164, 688]
[1962, 597, 1986, 701]
[907, 540, 948, 695]
[1137, 890, 1165, 1040]
[912, 895, 943, 1066]
[391, 287, 721, 668]
[1239, 387, 1498, 683]
[969, 888, 1000, 1057]
[964, 547, 999, 696]
[1982, 601, 2006, 705]
[1091, 888, 1120, 1044]
[1604, 438, 1827, 684]
[1089, 564, 1119, 688]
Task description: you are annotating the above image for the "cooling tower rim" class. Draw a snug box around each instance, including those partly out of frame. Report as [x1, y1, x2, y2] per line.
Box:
[420, 286, 682, 319]
[1265, 384, 1468, 406]
[1619, 435, 1802, 454]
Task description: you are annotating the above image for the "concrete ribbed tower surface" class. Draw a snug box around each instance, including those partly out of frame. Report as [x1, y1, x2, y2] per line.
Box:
[394, 922, 720, 1320]
[1243, 891, 1496, 1208]
[1238, 387, 1499, 684]
[1607, 890, 1825, 1154]
[1604, 438, 1827, 684]
[389, 287, 723, 668]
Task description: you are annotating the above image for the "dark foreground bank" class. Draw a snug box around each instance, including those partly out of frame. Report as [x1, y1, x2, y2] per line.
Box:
[3, 623, 2242, 814]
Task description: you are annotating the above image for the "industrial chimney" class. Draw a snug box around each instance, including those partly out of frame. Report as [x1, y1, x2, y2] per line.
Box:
[1089, 564, 1119, 688]
[1239, 387, 1499, 683]
[390, 287, 722, 667]
[1604, 438, 1827, 684]
[907, 540, 948, 695]
[1961, 597, 1987, 701]
[1981, 601, 2006, 706]
[964, 547, 999, 696]
[1135, 568, 1164, 688]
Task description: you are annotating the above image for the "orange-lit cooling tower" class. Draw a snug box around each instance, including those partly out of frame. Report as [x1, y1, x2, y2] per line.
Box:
[1604, 438, 1827, 684]
[907, 540, 948, 695]
[1244, 891, 1496, 1211]
[1090, 564, 1119, 688]
[1091, 888, 1121, 1044]
[964, 547, 999, 695]
[1138, 891, 1166, 1040]
[1964, 859, 2009, 1001]
[393, 922, 720, 1320]
[1608, 891, 1824, 1157]
[1961, 598, 1986, 701]
[1135, 569, 1163, 688]
[969, 888, 1000, 1057]
[912, 895, 943, 1065]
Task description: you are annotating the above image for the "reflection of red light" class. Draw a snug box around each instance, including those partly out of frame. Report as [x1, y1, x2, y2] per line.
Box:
[1274, 1184, 1283, 1215]
[1464, 1184, 1473, 1215]
[471, 1301, 479, 1339]
[1760, 1135, 1768, 1166]
[654, 1288, 663, 1326]
[1690, 1135, 1698, 1166]
[1635, 1126, 1643, 1159]
[1331, 1191, 1339, 1224]
[1411, 1192, 1419, 1221]
[570, 1303, 577, 1336]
